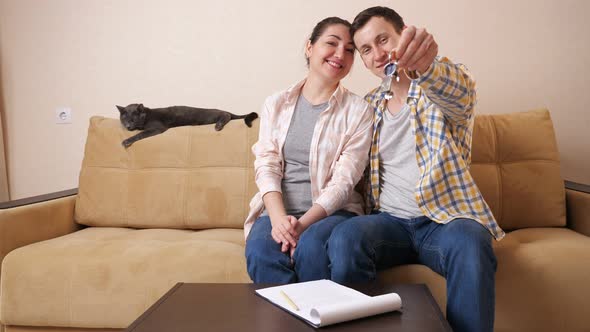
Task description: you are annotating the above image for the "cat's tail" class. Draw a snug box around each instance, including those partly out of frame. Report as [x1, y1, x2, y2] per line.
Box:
[231, 112, 259, 127]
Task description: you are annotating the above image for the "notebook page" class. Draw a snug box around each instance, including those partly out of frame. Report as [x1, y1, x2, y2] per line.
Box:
[256, 279, 401, 327]
[256, 279, 368, 325]
[310, 292, 402, 326]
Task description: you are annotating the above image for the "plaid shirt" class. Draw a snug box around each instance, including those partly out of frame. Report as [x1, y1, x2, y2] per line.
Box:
[244, 79, 374, 238]
[366, 57, 505, 240]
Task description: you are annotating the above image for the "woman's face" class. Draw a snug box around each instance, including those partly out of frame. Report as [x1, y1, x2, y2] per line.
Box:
[306, 24, 355, 83]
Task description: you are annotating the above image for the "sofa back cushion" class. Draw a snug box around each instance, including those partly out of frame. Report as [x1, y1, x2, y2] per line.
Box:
[470, 109, 565, 230]
[77, 110, 565, 231]
[75, 116, 258, 229]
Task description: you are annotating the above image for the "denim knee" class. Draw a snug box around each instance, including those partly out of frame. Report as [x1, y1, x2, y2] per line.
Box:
[443, 219, 496, 272]
[244, 237, 269, 278]
[245, 239, 296, 283]
[327, 221, 363, 258]
[327, 220, 374, 282]
[293, 236, 330, 281]
[293, 234, 324, 261]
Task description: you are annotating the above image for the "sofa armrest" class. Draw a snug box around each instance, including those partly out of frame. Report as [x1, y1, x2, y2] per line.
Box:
[0, 189, 82, 275]
[565, 181, 590, 237]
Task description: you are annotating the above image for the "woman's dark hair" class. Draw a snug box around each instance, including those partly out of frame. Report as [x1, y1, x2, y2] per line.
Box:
[306, 16, 352, 65]
[351, 6, 405, 38]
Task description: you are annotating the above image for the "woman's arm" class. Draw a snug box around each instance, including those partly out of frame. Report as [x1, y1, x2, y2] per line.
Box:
[252, 97, 297, 250]
[252, 98, 283, 195]
[296, 203, 328, 233]
[314, 102, 374, 218]
[288, 102, 373, 256]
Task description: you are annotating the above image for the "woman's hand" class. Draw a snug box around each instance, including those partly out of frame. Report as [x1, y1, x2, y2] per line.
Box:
[288, 217, 307, 258]
[270, 215, 299, 252]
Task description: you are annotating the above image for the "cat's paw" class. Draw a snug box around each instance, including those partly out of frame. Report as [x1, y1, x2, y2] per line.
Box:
[122, 139, 133, 148]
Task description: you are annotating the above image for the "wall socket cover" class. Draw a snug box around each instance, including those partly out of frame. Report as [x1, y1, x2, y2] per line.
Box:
[55, 107, 72, 124]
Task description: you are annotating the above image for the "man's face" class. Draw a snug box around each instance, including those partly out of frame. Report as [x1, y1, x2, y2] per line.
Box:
[353, 16, 402, 79]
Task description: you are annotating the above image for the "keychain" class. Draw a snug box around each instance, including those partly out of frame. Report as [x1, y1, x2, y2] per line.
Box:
[381, 50, 399, 101]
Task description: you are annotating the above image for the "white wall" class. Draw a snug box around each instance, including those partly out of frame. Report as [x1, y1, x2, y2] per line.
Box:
[0, 0, 588, 199]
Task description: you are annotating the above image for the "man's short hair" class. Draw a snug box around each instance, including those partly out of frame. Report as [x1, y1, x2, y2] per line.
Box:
[351, 6, 405, 38]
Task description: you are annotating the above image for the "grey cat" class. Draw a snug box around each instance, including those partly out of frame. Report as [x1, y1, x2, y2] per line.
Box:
[117, 103, 258, 148]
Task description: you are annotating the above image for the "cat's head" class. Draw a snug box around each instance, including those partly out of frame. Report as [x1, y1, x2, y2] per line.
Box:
[117, 104, 147, 130]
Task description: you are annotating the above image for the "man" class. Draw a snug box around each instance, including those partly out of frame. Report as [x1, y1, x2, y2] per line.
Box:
[327, 6, 504, 332]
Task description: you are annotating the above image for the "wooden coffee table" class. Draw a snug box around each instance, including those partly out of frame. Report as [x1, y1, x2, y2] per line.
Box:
[125, 282, 452, 331]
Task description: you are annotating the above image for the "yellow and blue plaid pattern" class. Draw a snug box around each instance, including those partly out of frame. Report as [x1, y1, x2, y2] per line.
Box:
[367, 94, 385, 210]
[365, 57, 505, 240]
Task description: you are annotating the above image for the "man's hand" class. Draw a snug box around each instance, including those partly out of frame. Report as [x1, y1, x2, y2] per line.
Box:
[395, 25, 438, 74]
[270, 215, 299, 252]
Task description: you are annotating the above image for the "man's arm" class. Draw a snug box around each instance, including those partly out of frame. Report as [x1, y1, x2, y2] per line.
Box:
[395, 26, 476, 124]
[416, 57, 477, 124]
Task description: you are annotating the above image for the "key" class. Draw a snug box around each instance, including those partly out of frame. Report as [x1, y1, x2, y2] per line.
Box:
[385, 50, 400, 82]
[381, 76, 393, 100]
[381, 50, 398, 100]
[384, 61, 398, 78]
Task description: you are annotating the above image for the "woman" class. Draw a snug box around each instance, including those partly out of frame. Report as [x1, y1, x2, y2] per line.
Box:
[244, 17, 373, 283]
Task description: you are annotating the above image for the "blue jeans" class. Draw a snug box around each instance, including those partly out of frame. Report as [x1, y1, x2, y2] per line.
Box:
[245, 210, 355, 283]
[327, 212, 497, 332]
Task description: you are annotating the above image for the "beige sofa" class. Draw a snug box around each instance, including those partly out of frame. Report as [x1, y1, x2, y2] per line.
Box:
[0, 109, 589, 332]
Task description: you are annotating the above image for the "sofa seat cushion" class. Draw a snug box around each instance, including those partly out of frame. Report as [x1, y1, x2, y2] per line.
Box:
[0, 227, 250, 328]
[493, 227, 590, 332]
[378, 227, 590, 332]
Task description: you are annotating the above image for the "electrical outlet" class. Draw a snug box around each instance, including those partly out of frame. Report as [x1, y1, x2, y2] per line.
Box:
[55, 107, 72, 124]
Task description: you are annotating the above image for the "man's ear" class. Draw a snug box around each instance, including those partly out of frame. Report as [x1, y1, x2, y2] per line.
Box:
[116, 105, 124, 113]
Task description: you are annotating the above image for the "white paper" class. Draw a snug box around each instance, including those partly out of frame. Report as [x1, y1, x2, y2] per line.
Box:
[255, 279, 402, 327]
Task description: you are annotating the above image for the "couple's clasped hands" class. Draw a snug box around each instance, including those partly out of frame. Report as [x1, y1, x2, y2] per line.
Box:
[270, 215, 305, 257]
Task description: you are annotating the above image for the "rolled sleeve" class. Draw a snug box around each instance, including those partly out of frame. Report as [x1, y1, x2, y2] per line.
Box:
[417, 57, 477, 124]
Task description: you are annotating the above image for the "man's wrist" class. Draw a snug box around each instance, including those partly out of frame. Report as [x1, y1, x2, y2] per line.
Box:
[417, 60, 437, 80]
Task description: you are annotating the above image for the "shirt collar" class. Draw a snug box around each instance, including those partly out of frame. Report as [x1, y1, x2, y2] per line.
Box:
[366, 78, 422, 108]
[407, 79, 421, 100]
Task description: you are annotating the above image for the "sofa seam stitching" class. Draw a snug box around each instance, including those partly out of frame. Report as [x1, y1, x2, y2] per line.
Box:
[245, 126, 254, 225]
[470, 159, 560, 165]
[125, 150, 130, 228]
[183, 128, 192, 229]
[490, 117, 503, 224]
[84, 165, 248, 170]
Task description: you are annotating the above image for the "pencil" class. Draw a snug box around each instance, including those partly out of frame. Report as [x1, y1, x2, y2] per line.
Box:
[280, 290, 299, 311]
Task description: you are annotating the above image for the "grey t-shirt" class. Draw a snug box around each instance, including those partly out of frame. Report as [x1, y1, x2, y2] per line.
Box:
[261, 94, 326, 218]
[378, 104, 423, 219]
